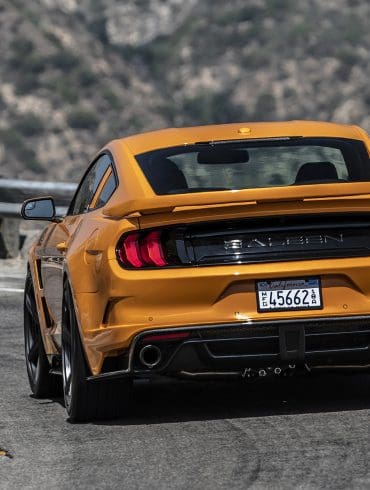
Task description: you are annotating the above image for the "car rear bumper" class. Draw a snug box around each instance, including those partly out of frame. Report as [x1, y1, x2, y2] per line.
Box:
[78, 255, 370, 375]
[87, 315, 370, 381]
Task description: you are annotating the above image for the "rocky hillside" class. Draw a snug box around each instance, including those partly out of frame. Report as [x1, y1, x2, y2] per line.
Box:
[0, 0, 369, 182]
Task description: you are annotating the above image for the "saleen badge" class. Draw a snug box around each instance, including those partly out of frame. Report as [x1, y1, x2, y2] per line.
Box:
[224, 239, 243, 251]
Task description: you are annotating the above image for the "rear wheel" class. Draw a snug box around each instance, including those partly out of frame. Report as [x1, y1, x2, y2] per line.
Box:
[62, 282, 132, 422]
[24, 272, 61, 397]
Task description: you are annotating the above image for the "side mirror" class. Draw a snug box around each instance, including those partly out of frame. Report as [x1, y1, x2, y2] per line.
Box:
[21, 197, 55, 221]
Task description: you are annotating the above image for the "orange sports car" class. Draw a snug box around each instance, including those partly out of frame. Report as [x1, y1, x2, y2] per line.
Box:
[22, 121, 370, 421]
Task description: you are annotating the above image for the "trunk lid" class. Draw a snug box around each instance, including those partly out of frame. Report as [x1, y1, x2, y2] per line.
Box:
[104, 182, 370, 218]
[134, 184, 370, 268]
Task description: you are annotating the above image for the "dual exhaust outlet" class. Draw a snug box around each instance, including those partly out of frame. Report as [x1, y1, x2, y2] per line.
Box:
[139, 344, 162, 369]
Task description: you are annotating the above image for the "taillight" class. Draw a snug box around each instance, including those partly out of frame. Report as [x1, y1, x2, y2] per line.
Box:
[144, 231, 167, 267]
[121, 232, 143, 268]
[116, 230, 169, 269]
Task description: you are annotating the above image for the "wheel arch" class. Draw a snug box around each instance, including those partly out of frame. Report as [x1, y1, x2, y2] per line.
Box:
[62, 271, 97, 376]
[26, 259, 56, 358]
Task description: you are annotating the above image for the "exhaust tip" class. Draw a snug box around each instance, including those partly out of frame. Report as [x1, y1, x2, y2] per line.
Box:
[139, 344, 162, 369]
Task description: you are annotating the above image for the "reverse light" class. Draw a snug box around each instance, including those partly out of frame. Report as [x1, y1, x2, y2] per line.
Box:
[116, 230, 169, 269]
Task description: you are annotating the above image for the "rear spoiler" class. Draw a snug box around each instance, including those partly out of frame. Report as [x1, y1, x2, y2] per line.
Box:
[103, 182, 370, 218]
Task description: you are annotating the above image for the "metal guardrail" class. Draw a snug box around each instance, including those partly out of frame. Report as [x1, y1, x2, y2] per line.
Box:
[0, 202, 21, 218]
[0, 179, 77, 206]
[0, 202, 68, 218]
[0, 178, 77, 258]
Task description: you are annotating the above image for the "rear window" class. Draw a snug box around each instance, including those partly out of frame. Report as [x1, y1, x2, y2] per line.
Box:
[135, 137, 370, 195]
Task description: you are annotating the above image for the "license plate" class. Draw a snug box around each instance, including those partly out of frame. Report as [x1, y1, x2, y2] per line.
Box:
[256, 277, 322, 312]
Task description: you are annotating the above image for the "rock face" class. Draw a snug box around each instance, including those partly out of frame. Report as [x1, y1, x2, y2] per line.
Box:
[0, 0, 369, 182]
[106, 0, 197, 47]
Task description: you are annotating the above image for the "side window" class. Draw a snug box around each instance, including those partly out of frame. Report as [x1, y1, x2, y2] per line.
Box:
[93, 170, 117, 208]
[70, 154, 111, 215]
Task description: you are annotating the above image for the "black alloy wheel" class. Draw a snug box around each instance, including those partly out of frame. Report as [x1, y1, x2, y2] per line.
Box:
[62, 282, 132, 422]
[24, 272, 61, 397]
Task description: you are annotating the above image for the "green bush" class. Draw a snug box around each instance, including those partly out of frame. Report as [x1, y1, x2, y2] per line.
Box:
[182, 91, 246, 125]
[15, 114, 44, 136]
[10, 38, 34, 57]
[0, 128, 23, 148]
[47, 78, 79, 104]
[24, 55, 46, 74]
[363, 89, 370, 108]
[8, 48, 46, 74]
[0, 128, 44, 173]
[67, 108, 99, 129]
[76, 67, 97, 87]
[8, 38, 46, 84]
[48, 50, 79, 70]
[265, 0, 294, 16]
[239, 5, 264, 22]
[336, 47, 357, 66]
[253, 93, 276, 120]
[23, 8, 39, 25]
[214, 5, 264, 25]
[88, 19, 108, 44]
[19, 147, 44, 173]
[343, 17, 365, 45]
[102, 88, 123, 109]
[14, 73, 40, 95]
[43, 31, 62, 48]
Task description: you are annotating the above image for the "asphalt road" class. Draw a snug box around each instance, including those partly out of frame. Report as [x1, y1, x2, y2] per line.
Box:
[1, 270, 370, 489]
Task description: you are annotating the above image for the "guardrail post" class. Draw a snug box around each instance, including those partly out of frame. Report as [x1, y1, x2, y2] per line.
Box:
[0, 218, 20, 258]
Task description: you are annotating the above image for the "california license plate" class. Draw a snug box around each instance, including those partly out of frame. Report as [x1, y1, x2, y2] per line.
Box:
[256, 277, 322, 312]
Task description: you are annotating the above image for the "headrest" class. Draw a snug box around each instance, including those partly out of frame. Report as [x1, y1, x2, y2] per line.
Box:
[141, 157, 188, 194]
[295, 161, 338, 184]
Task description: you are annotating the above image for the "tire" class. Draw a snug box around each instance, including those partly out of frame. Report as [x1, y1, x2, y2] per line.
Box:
[62, 282, 132, 422]
[24, 272, 61, 398]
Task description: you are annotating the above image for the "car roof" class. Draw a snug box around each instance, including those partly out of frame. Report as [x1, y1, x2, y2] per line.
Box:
[117, 120, 367, 155]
